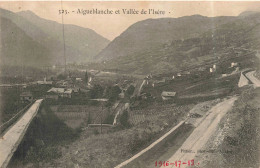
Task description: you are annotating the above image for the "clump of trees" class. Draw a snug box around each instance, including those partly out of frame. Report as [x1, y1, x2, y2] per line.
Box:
[104, 85, 122, 106]
[125, 85, 135, 97]
[89, 84, 104, 99]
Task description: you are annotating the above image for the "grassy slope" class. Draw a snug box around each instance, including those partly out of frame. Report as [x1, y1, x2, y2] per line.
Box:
[195, 87, 260, 168]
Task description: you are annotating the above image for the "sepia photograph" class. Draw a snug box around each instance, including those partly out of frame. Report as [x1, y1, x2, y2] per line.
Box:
[0, 1, 260, 168]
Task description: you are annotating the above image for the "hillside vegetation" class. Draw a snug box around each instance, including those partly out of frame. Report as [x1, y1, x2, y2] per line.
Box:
[98, 13, 260, 74]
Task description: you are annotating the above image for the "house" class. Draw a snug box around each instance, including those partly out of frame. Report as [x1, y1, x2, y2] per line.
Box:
[20, 91, 33, 103]
[45, 91, 59, 100]
[64, 89, 73, 98]
[47, 87, 65, 99]
[119, 91, 125, 99]
[152, 78, 166, 87]
[36, 77, 53, 85]
[161, 91, 177, 100]
[46, 87, 73, 99]
[72, 87, 80, 93]
[231, 62, 238, 68]
[210, 64, 217, 73]
[76, 78, 83, 82]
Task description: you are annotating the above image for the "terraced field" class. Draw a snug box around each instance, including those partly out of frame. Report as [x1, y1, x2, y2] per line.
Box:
[129, 103, 194, 126]
[51, 105, 109, 129]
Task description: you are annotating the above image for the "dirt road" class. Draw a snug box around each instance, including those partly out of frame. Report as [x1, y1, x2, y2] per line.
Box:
[166, 97, 237, 168]
[245, 71, 260, 87]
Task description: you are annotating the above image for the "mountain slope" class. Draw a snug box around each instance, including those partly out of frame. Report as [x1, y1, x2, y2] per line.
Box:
[0, 16, 51, 67]
[99, 13, 260, 74]
[17, 10, 110, 62]
[0, 8, 110, 66]
[96, 15, 236, 61]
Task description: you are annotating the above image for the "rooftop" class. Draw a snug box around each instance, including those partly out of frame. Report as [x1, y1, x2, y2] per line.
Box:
[47, 88, 65, 94]
[161, 91, 176, 97]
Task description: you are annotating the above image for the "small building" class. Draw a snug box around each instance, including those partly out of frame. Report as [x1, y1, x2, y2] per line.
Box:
[46, 87, 73, 99]
[76, 78, 82, 82]
[210, 67, 216, 73]
[36, 77, 53, 85]
[210, 64, 217, 73]
[161, 91, 177, 101]
[47, 87, 65, 99]
[152, 78, 166, 87]
[64, 89, 73, 98]
[45, 91, 59, 100]
[20, 91, 33, 103]
[119, 92, 125, 99]
[72, 87, 80, 93]
[222, 74, 228, 77]
[231, 62, 238, 68]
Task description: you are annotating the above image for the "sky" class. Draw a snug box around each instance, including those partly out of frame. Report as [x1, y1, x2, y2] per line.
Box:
[1, 1, 260, 40]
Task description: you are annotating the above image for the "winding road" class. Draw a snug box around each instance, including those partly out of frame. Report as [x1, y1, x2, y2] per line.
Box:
[245, 70, 260, 87]
[166, 97, 237, 168]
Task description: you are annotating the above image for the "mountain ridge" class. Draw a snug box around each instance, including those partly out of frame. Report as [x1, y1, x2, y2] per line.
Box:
[0, 8, 110, 66]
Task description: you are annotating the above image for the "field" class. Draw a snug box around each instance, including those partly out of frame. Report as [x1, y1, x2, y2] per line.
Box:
[36, 96, 229, 168]
[143, 72, 240, 103]
[51, 105, 111, 129]
[129, 103, 193, 126]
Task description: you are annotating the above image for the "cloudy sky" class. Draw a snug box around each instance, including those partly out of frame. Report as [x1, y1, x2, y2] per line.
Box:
[1, 1, 260, 40]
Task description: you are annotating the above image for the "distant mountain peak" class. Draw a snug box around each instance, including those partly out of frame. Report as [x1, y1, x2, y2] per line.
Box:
[17, 10, 38, 16]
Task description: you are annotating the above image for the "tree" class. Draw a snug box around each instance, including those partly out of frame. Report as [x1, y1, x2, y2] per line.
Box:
[120, 110, 130, 128]
[85, 70, 88, 83]
[89, 84, 104, 99]
[126, 85, 135, 96]
[106, 85, 121, 102]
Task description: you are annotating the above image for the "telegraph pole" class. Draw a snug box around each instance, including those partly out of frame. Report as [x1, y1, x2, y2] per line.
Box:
[60, 0, 67, 74]
[101, 105, 103, 133]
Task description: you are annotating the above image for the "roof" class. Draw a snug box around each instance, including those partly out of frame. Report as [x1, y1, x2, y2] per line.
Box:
[64, 89, 73, 94]
[47, 88, 65, 94]
[161, 91, 176, 97]
[46, 91, 58, 95]
[37, 81, 53, 85]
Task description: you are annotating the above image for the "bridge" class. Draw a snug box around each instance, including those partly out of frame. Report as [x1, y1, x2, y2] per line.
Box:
[0, 99, 43, 168]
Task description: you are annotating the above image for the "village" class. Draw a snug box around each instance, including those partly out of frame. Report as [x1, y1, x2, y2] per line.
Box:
[13, 60, 238, 103]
